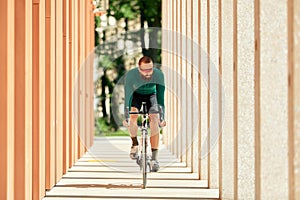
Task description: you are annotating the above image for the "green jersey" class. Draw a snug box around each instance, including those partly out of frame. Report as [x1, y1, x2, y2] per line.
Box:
[124, 67, 165, 111]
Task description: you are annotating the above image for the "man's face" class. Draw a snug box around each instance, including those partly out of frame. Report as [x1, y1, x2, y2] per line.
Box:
[138, 62, 154, 80]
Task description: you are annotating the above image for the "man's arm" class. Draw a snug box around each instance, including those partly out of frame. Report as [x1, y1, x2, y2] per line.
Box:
[124, 74, 133, 109]
[156, 71, 165, 115]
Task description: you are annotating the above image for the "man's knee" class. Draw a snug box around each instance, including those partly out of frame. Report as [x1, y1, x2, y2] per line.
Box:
[129, 107, 139, 122]
[130, 114, 138, 122]
[149, 114, 159, 123]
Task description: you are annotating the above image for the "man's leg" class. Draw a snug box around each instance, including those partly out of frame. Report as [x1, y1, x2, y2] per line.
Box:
[149, 113, 160, 172]
[129, 107, 139, 159]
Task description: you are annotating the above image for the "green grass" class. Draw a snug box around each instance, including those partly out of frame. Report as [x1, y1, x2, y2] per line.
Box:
[94, 117, 163, 137]
[95, 117, 130, 137]
[95, 129, 130, 137]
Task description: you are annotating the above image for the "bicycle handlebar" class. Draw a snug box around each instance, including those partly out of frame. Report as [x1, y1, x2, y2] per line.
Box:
[125, 105, 164, 123]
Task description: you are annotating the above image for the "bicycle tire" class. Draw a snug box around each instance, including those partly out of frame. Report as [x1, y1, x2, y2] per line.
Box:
[142, 129, 147, 189]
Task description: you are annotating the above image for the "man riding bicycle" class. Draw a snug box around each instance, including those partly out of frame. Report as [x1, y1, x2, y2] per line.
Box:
[123, 56, 166, 172]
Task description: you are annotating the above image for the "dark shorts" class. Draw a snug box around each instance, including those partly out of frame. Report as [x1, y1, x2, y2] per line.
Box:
[131, 92, 159, 113]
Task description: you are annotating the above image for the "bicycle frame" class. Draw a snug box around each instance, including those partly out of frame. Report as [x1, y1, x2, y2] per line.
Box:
[127, 102, 150, 189]
[126, 102, 163, 189]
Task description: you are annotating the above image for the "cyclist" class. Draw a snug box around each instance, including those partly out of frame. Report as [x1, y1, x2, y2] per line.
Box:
[123, 56, 166, 172]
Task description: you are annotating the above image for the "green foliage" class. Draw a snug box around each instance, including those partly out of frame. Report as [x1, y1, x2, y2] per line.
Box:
[98, 55, 115, 70]
[141, 0, 161, 25]
[108, 0, 140, 20]
[95, 117, 130, 136]
[94, 0, 162, 133]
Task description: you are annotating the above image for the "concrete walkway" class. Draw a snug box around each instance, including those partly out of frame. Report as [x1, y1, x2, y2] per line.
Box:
[43, 136, 219, 200]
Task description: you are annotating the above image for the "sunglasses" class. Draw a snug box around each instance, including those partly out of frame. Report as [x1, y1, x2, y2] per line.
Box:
[139, 67, 153, 72]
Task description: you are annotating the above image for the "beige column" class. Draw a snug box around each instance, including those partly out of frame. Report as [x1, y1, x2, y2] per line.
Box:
[186, 0, 192, 169]
[191, 0, 199, 175]
[175, 0, 181, 159]
[260, 0, 289, 199]
[14, 0, 33, 199]
[237, 0, 255, 198]
[218, 0, 222, 196]
[196, 0, 202, 180]
[200, 0, 208, 181]
[32, 0, 46, 199]
[171, 0, 175, 156]
[208, 0, 219, 189]
[0, 1, 15, 199]
[165, 0, 171, 150]
[170, 0, 173, 152]
[161, 0, 168, 146]
[221, 0, 234, 198]
[181, 0, 187, 166]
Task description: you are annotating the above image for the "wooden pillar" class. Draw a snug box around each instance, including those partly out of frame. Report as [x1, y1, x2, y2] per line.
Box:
[85, 0, 91, 149]
[73, 0, 79, 163]
[294, 1, 300, 198]
[32, 0, 46, 198]
[55, 0, 63, 182]
[68, 0, 74, 168]
[45, 0, 56, 189]
[0, 1, 15, 199]
[63, 0, 70, 174]
[14, 0, 33, 199]
[289, 0, 300, 199]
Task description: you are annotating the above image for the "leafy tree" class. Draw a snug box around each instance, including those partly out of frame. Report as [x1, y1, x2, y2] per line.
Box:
[108, 0, 162, 63]
[94, 0, 162, 132]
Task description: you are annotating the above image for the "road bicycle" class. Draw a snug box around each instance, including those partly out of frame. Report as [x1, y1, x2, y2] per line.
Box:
[125, 102, 163, 189]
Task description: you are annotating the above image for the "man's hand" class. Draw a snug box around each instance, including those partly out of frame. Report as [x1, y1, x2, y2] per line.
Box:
[123, 119, 130, 127]
[159, 120, 166, 127]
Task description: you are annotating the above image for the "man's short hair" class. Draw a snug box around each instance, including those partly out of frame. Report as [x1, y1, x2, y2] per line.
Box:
[138, 56, 153, 66]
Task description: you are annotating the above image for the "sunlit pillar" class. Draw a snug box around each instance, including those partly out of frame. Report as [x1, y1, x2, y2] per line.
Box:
[200, 0, 208, 182]
[0, 1, 15, 199]
[45, 0, 56, 189]
[14, 0, 33, 198]
[260, 0, 289, 199]
[221, 0, 234, 198]
[208, 0, 219, 189]
[32, 0, 46, 199]
[290, 0, 300, 199]
[236, 0, 255, 198]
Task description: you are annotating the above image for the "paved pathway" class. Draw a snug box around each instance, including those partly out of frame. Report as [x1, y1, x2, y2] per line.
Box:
[43, 136, 219, 200]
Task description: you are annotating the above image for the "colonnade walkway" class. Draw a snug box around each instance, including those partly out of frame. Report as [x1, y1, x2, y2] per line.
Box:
[43, 137, 219, 200]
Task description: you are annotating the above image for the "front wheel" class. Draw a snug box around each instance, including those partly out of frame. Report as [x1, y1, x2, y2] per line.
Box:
[141, 130, 147, 189]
